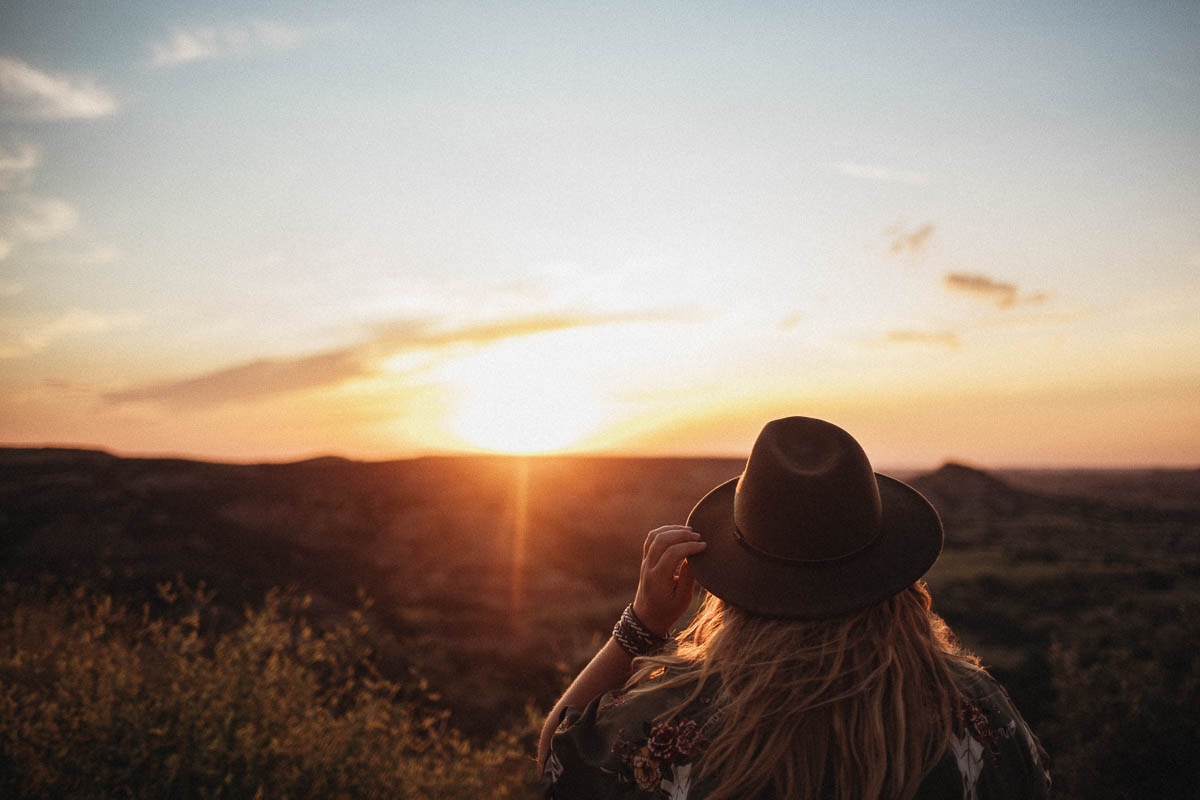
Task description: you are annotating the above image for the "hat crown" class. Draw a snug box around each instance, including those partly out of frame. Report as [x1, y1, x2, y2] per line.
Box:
[732, 417, 883, 562]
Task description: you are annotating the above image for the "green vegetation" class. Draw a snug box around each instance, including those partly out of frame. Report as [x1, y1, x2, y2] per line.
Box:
[0, 581, 533, 799]
[2, 451, 1197, 798]
[4, 576, 1198, 799]
[1045, 604, 1200, 799]
[928, 565, 1200, 799]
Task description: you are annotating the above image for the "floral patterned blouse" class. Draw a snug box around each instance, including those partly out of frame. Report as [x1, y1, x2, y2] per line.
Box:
[544, 663, 1050, 799]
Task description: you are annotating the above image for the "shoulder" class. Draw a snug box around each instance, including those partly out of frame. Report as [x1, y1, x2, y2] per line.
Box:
[928, 662, 1052, 800]
[545, 679, 720, 800]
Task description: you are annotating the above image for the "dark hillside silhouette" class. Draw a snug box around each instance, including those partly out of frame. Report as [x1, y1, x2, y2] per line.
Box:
[910, 461, 1200, 557]
[1, 447, 1197, 798]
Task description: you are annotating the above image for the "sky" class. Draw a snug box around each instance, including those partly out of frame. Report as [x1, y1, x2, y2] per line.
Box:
[1, 1, 1198, 467]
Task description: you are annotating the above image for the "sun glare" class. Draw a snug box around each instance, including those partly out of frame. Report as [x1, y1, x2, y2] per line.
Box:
[439, 333, 613, 454]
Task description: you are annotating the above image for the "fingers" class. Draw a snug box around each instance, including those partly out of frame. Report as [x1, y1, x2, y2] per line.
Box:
[644, 524, 690, 557]
[633, 528, 705, 636]
[644, 526, 700, 570]
[652, 540, 706, 579]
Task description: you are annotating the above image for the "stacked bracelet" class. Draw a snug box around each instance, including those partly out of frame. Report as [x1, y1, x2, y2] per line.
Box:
[612, 604, 669, 658]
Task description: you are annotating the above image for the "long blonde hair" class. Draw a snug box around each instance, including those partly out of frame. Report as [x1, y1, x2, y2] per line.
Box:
[626, 581, 978, 800]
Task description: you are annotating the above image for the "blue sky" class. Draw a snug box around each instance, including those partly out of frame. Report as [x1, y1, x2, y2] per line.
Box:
[2, 2, 1198, 464]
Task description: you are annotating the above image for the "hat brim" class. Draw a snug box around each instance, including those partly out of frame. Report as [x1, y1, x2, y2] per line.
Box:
[685, 473, 943, 619]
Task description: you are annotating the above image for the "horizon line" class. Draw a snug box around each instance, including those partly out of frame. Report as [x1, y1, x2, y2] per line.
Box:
[2, 441, 1197, 472]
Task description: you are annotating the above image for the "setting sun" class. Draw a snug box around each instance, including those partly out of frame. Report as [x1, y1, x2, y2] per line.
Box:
[439, 333, 613, 454]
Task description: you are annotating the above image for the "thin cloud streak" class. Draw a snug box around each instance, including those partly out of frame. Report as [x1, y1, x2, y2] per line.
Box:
[0, 141, 38, 190]
[105, 349, 365, 408]
[943, 272, 1047, 309]
[0, 195, 79, 261]
[0, 309, 142, 359]
[367, 313, 650, 350]
[150, 20, 309, 67]
[836, 161, 929, 185]
[105, 312, 660, 409]
[3, 196, 78, 240]
[888, 223, 934, 257]
[778, 313, 804, 331]
[0, 56, 117, 119]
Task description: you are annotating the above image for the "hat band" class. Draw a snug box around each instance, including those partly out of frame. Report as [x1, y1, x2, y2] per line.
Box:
[731, 521, 883, 565]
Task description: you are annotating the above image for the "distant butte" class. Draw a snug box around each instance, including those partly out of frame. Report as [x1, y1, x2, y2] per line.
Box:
[913, 462, 1016, 496]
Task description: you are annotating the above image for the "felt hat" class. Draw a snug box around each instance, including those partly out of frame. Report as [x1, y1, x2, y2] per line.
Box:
[685, 416, 942, 619]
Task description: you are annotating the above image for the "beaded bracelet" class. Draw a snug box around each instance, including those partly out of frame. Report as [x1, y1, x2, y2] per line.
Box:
[612, 604, 670, 658]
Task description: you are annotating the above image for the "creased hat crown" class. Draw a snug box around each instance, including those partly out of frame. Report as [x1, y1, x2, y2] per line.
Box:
[733, 417, 884, 562]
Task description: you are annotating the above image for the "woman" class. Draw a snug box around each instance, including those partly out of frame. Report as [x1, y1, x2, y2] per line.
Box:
[538, 417, 1050, 799]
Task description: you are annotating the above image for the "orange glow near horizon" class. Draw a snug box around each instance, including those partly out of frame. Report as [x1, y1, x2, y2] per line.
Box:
[437, 332, 617, 455]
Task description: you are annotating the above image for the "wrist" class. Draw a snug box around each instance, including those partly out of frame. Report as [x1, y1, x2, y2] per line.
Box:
[631, 598, 671, 638]
[612, 604, 670, 658]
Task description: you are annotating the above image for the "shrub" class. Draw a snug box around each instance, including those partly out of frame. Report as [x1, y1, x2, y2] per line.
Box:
[1045, 605, 1200, 800]
[0, 581, 532, 799]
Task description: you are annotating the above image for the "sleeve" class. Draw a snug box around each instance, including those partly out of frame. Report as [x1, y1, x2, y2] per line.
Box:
[545, 685, 715, 800]
[974, 719, 1051, 799]
[973, 683, 1053, 800]
[542, 690, 630, 800]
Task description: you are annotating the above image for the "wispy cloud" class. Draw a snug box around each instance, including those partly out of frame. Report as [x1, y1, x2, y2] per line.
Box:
[0, 56, 117, 119]
[3, 195, 77, 240]
[887, 222, 934, 257]
[0, 308, 142, 359]
[882, 330, 960, 348]
[150, 20, 309, 67]
[943, 272, 1048, 309]
[835, 161, 929, 186]
[366, 313, 645, 351]
[41, 378, 99, 398]
[0, 141, 38, 190]
[105, 312, 656, 409]
[778, 313, 804, 331]
[0, 146, 110, 264]
[105, 349, 365, 407]
[0, 195, 78, 260]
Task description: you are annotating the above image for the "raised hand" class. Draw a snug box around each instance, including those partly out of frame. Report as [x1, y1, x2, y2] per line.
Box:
[631, 525, 707, 637]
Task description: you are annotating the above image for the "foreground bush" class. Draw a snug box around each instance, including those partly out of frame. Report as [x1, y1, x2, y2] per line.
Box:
[1045, 603, 1200, 800]
[0, 582, 531, 799]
